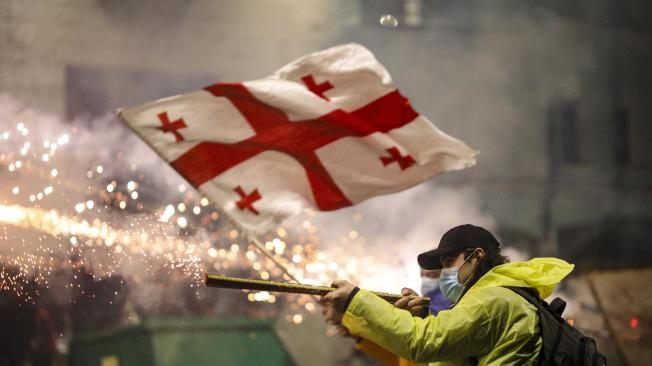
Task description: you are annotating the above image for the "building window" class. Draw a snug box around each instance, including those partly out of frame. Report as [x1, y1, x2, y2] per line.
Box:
[548, 101, 580, 164]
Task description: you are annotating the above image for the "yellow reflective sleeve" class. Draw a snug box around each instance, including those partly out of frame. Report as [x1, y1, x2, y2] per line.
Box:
[342, 289, 497, 363]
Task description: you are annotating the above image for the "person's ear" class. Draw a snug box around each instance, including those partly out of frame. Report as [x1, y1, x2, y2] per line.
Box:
[474, 248, 486, 262]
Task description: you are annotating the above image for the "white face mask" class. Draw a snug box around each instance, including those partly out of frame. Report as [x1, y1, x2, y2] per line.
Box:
[420, 277, 440, 296]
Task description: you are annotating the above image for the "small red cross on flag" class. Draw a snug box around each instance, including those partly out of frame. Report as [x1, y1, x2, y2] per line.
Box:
[157, 112, 187, 142]
[381, 147, 416, 170]
[118, 43, 477, 234]
[301, 75, 333, 100]
[233, 186, 262, 215]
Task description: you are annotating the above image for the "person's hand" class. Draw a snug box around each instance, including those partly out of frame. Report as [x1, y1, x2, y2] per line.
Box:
[394, 287, 430, 318]
[322, 303, 352, 337]
[320, 279, 357, 327]
[321, 301, 345, 327]
[321, 280, 356, 313]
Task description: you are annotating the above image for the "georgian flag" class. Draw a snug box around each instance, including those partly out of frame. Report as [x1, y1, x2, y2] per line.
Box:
[118, 43, 478, 234]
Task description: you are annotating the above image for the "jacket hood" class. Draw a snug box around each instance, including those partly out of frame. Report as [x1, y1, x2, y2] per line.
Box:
[466, 257, 574, 299]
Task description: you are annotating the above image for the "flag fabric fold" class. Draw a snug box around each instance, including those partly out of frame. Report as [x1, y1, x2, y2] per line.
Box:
[118, 43, 478, 234]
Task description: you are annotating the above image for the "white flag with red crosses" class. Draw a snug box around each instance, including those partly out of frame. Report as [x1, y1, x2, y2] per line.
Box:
[117, 43, 478, 234]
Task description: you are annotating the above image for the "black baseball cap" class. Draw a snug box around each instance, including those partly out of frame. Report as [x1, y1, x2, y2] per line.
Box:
[417, 224, 501, 270]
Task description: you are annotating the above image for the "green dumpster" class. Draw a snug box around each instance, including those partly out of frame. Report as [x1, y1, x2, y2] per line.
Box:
[68, 318, 294, 366]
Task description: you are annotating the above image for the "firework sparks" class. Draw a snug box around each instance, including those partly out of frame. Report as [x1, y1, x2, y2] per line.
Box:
[1, 113, 420, 326]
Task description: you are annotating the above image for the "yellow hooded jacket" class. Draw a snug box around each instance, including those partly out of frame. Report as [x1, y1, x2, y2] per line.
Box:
[342, 258, 574, 366]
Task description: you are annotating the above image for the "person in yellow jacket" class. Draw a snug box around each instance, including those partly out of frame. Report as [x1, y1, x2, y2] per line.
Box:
[330, 269, 450, 366]
[322, 224, 574, 366]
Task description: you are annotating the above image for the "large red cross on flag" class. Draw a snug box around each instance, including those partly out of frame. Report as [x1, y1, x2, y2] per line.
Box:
[118, 44, 478, 234]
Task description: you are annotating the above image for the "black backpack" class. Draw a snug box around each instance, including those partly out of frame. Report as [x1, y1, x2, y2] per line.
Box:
[505, 286, 607, 366]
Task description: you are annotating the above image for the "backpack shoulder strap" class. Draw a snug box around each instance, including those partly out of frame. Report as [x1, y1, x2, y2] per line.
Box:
[503, 286, 566, 366]
[503, 286, 541, 305]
